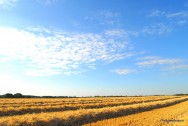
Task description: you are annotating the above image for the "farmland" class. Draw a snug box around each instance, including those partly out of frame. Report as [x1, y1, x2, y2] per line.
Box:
[0, 95, 188, 126]
[86, 97, 188, 126]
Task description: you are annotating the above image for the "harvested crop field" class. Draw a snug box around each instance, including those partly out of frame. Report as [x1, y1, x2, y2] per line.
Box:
[0, 95, 188, 126]
[86, 97, 188, 126]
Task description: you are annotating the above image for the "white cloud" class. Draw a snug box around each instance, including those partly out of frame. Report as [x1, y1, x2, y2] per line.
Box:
[177, 20, 187, 25]
[104, 25, 171, 37]
[164, 64, 188, 71]
[0, 0, 59, 8]
[105, 29, 140, 38]
[105, 29, 127, 37]
[99, 11, 119, 18]
[84, 11, 120, 26]
[27, 26, 52, 33]
[112, 68, 135, 75]
[166, 11, 188, 18]
[0, 26, 130, 76]
[137, 56, 182, 67]
[148, 10, 188, 19]
[111, 56, 188, 76]
[148, 9, 166, 17]
[0, 0, 17, 8]
[136, 56, 188, 74]
[148, 9, 188, 26]
[142, 23, 171, 35]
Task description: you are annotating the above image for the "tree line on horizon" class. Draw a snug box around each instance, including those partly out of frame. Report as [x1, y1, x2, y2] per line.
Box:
[0, 93, 187, 98]
[0, 93, 77, 98]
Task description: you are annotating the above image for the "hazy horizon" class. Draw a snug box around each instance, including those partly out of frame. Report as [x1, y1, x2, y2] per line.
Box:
[0, 0, 188, 96]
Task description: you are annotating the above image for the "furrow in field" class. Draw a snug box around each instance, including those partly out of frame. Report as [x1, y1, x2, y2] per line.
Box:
[0, 97, 187, 126]
[0, 96, 180, 106]
[0, 97, 178, 108]
[85, 100, 188, 126]
[0, 96, 181, 117]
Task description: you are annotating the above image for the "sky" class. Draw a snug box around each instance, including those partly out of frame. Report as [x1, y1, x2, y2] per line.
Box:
[0, 0, 188, 96]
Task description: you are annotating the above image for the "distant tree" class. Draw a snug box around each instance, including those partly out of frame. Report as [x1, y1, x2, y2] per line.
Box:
[14, 93, 23, 98]
[42, 96, 53, 98]
[4, 93, 14, 98]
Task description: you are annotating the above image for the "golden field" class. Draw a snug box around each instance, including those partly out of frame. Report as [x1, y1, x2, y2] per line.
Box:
[0, 96, 187, 126]
[86, 98, 188, 126]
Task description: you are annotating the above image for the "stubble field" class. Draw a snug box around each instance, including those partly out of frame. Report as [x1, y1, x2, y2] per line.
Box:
[0, 95, 188, 126]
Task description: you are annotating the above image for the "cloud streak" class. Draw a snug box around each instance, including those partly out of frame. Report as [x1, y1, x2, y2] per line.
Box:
[0, 26, 131, 76]
[137, 56, 182, 67]
[166, 11, 188, 18]
[137, 56, 188, 74]
[0, 0, 17, 8]
[84, 10, 121, 26]
[112, 68, 136, 75]
[163, 64, 188, 71]
[142, 23, 171, 35]
[112, 56, 188, 76]
[148, 9, 188, 25]
[148, 9, 188, 18]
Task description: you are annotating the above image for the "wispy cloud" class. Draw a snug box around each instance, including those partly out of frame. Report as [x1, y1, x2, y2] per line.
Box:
[142, 23, 172, 35]
[105, 29, 127, 37]
[112, 56, 188, 76]
[148, 9, 188, 26]
[164, 64, 188, 71]
[111, 68, 136, 75]
[166, 11, 188, 18]
[148, 9, 166, 17]
[136, 56, 188, 74]
[0, 0, 18, 8]
[137, 56, 182, 67]
[0, 26, 131, 76]
[84, 10, 120, 26]
[85, 10, 171, 36]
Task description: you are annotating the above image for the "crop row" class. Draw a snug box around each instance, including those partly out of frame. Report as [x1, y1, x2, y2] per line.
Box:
[0, 96, 180, 105]
[0, 96, 187, 126]
[0, 96, 180, 107]
[85, 99, 188, 126]
[0, 96, 181, 117]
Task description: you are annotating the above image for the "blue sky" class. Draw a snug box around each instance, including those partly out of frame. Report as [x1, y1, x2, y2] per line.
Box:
[0, 0, 188, 96]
